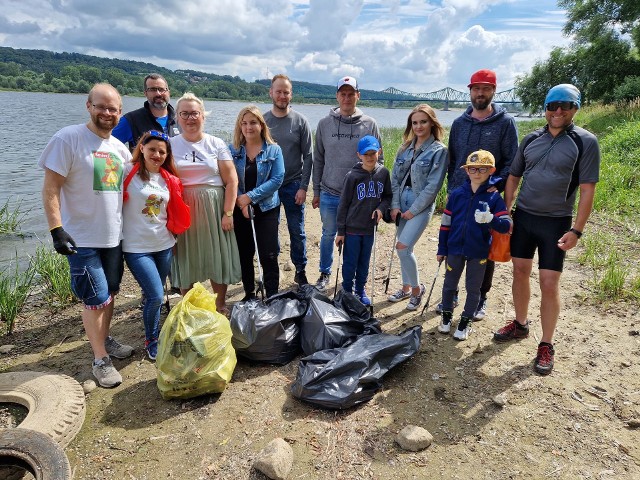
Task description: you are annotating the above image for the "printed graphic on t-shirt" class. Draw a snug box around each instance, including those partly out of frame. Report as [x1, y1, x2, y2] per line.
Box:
[93, 151, 123, 191]
[142, 194, 164, 222]
[357, 180, 384, 200]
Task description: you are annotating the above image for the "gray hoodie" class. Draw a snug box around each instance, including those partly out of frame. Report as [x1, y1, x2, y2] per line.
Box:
[312, 106, 383, 197]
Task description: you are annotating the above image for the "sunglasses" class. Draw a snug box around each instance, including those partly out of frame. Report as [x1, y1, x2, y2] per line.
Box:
[467, 167, 489, 174]
[546, 101, 576, 111]
[145, 130, 169, 142]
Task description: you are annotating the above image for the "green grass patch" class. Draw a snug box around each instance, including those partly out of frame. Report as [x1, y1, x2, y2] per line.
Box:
[0, 199, 29, 235]
[0, 256, 36, 335]
[32, 246, 76, 308]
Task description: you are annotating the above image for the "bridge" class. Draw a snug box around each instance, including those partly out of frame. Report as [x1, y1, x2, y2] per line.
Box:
[301, 86, 521, 109]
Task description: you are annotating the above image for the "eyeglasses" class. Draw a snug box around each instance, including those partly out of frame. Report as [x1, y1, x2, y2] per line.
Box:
[145, 87, 169, 93]
[546, 101, 576, 111]
[178, 111, 201, 119]
[145, 130, 169, 142]
[92, 104, 120, 114]
[467, 167, 489, 174]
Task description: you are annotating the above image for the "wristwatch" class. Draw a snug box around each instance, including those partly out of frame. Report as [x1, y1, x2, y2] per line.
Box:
[569, 227, 583, 238]
[225, 211, 233, 217]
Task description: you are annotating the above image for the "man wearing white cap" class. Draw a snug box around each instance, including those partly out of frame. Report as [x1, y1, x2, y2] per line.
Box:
[311, 76, 383, 291]
[495, 83, 601, 376]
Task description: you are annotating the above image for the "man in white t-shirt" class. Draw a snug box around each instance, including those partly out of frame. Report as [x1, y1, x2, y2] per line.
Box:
[39, 83, 134, 388]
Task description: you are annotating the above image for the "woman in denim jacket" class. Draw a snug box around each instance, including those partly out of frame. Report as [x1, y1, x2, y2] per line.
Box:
[230, 105, 285, 299]
[387, 104, 449, 311]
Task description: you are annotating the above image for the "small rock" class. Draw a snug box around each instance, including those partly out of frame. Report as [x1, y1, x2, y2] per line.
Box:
[627, 419, 640, 429]
[282, 260, 295, 272]
[254, 438, 293, 480]
[395, 425, 433, 452]
[82, 379, 97, 394]
[0, 345, 15, 354]
[493, 393, 508, 407]
[621, 360, 632, 368]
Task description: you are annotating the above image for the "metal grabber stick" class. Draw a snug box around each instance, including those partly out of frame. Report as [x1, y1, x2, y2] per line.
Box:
[334, 240, 343, 296]
[248, 205, 266, 301]
[369, 222, 378, 316]
[383, 213, 401, 294]
[421, 259, 443, 315]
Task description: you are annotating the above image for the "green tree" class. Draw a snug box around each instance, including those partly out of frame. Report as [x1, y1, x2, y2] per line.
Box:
[559, 0, 640, 44]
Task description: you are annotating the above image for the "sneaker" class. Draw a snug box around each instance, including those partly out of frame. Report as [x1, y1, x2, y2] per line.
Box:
[315, 273, 331, 292]
[436, 293, 459, 314]
[474, 298, 487, 321]
[453, 315, 472, 341]
[105, 336, 134, 359]
[493, 320, 530, 342]
[145, 339, 158, 361]
[387, 289, 411, 303]
[534, 343, 555, 375]
[356, 290, 371, 306]
[438, 311, 453, 334]
[241, 292, 257, 302]
[92, 356, 122, 388]
[406, 284, 426, 311]
[294, 270, 309, 286]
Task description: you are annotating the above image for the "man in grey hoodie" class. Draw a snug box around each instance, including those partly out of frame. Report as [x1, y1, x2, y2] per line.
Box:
[437, 69, 518, 320]
[311, 76, 383, 291]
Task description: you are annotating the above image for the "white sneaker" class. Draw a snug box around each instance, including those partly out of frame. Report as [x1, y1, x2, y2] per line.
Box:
[438, 311, 453, 334]
[473, 298, 487, 321]
[453, 316, 472, 341]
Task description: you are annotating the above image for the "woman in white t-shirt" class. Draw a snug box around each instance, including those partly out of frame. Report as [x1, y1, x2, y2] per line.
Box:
[123, 130, 180, 360]
[170, 93, 241, 315]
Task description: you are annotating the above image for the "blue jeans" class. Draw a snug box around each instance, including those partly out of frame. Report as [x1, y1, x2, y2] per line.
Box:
[67, 244, 123, 309]
[278, 181, 307, 272]
[124, 247, 172, 342]
[341, 233, 374, 293]
[319, 190, 340, 274]
[396, 187, 435, 287]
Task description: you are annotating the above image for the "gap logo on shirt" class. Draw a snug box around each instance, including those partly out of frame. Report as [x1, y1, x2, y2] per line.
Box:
[357, 181, 384, 200]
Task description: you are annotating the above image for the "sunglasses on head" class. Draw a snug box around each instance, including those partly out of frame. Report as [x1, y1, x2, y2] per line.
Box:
[546, 101, 576, 112]
[145, 130, 169, 142]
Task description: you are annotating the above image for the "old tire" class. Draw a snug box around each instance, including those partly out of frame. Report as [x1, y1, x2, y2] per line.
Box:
[0, 428, 71, 480]
[0, 371, 85, 448]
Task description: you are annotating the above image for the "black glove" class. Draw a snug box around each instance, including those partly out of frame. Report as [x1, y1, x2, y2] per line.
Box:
[50, 226, 77, 255]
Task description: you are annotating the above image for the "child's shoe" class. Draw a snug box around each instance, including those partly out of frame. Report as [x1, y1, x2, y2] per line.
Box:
[438, 311, 453, 334]
[145, 338, 158, 361]
[453, 315, 472, 341]
[356, 289, 371, 306]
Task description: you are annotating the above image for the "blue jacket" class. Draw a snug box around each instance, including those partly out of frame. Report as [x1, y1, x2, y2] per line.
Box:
[438, 180, 512, 259]
[391, 135, 448, 216]
[230, 142, 285, 212]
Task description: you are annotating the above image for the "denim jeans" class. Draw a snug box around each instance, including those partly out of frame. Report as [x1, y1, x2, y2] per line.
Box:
[396, 187, 435, 287]
[319, 190, 341, 274]
[341, 233, 374, 293]
[67, 244, 123, 309]
[278, 181, 307, 272]
[124, 247, 172, 341]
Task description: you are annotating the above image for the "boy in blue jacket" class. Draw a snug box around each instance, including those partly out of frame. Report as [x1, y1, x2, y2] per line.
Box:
[437, 150, 512, 340]
[335, 135, 392, 306]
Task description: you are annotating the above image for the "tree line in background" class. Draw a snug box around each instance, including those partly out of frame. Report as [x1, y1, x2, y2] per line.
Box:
[516, 0, 640, 111]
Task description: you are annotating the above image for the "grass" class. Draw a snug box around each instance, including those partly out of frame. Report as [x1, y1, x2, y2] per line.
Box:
[32, 245, 76, 308]
[0, 255, 36, 335]
[0, 198, 28, 234]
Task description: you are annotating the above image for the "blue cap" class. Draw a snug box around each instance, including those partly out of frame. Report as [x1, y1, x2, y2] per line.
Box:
[545, 84, 581, 109]
[358, 135, 380, 154]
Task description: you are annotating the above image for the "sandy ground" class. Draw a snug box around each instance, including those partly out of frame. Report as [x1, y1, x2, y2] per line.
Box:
[1, 201, 640, 480]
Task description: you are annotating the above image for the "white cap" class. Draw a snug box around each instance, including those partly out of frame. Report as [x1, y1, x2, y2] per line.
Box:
[337, 76, 358, 91]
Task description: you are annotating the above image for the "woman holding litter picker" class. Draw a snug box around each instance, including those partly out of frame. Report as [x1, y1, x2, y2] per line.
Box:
[170, 92, 241, 316]
[229, 105, 284, 300]
[387, 104, 449, 311]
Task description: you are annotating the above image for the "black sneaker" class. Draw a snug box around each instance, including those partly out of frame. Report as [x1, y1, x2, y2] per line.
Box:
[493, 320, 530, 342]
[315, 273, 331, 291]
[241, 292, 257, 302]
[534, 343, 555, 375]
[294, 270, 309, 286]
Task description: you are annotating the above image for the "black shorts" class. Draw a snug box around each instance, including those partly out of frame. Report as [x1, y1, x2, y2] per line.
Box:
[510, 209, 572, 272]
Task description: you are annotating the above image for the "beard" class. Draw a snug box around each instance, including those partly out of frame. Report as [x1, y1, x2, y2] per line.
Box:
[150, 99, 168, 109]
[471, 94, 493, 111]
[91, 113, 118, 133]
[272, 100, 289, 112]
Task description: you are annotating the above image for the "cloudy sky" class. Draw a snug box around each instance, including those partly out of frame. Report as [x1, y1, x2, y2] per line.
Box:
[2, 0, 570, 93]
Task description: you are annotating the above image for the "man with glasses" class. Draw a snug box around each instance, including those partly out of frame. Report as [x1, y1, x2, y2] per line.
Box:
[264, 74, 313, 286]
[311, 76, 383, 291]
[438, 69, 519, 321]
[113, 73, 180, 150]
[495, 84, 601, 375]
[39, 83, 134, 388]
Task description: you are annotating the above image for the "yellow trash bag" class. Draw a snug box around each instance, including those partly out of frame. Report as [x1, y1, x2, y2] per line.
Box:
[157, 282, 237, 400]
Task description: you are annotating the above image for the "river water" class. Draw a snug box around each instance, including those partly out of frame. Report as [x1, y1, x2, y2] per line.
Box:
[0, 90, 527, 268]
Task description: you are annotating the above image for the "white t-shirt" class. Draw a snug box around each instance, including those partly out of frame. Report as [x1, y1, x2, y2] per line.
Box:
[171, 134, 233, 187]
[122, 164, 176, 253]
[38, 124, 132, 248]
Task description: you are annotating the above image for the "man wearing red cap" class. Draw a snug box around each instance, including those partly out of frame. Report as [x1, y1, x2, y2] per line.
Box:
[437, 69, 518, 322]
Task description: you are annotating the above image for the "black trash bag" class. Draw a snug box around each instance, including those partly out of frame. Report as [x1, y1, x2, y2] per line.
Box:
[229, 289, 308, 365]
[299, 288, 381, 356]
[291, 326, 422, 410]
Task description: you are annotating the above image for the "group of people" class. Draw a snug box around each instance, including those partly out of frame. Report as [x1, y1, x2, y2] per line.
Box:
[39, 69, 600, 388]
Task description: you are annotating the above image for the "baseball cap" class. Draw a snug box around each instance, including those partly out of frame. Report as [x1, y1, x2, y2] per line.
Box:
[461, 150, 496, 171]
[468, 69, 497, 88]
[544, 84, 581, 109]
[358, 135, 380, 155]
[337, 76, 359, 91]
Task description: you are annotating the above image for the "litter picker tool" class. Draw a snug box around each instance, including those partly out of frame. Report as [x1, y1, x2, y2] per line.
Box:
[248, 205, 266, 301]
[369, 222, 378, 316]
[334, 240, 343, 296]
[421, 259, 443, 315]
[383, 213, 401, 294]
